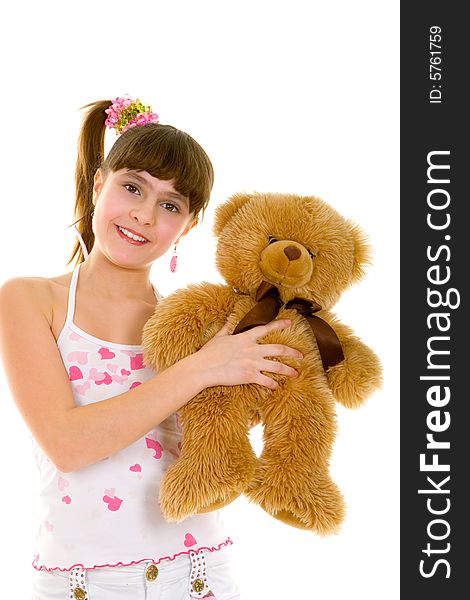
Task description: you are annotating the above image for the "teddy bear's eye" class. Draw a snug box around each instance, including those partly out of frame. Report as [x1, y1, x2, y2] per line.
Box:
[307, 249, 316, 258]
[268, 236, 278, 244]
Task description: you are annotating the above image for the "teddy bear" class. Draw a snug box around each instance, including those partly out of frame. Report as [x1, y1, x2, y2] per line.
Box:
[141, 192, 382, 535]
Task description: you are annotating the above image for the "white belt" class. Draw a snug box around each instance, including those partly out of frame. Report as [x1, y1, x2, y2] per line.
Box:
[68, 566, 88, 600]
[188, 549, 215, 598]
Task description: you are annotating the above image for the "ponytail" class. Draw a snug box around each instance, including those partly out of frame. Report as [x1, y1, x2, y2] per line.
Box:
[67, 100, 110, 267]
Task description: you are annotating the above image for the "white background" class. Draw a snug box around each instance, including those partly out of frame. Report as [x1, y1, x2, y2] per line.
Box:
[0, 1, 399, 597]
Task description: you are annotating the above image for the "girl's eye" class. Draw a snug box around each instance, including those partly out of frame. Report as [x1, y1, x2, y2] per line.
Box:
[161, 202, 179, 213]
[124, 183, 140, 194]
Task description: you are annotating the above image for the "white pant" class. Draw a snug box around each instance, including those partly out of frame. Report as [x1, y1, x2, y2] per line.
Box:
[31, 547, 242, 599]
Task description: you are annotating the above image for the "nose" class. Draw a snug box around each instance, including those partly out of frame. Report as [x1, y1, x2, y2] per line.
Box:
[131, 202, 155, 226]
[283, 245, 301, 261]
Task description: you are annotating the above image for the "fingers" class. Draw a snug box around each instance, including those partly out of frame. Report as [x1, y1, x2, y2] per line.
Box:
[260, 358, 299, 378]
[255, 373, 280, 389]
[213, 321, 233, 337]
[260, 343, 303, 359]
[208, 317, 302, 391]
[246, 319, 294, 342]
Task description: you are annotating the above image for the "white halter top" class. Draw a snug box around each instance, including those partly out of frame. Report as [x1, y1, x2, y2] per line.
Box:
[32, 262, 232, 572]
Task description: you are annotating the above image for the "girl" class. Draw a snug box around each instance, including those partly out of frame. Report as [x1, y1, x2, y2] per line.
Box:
[0, 95, 302, 599]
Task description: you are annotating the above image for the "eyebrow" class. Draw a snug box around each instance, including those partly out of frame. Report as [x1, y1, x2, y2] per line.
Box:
[123, 170, 189, 207]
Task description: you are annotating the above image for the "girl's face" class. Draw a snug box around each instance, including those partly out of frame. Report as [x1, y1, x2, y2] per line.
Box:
[91, 167, 196, 267]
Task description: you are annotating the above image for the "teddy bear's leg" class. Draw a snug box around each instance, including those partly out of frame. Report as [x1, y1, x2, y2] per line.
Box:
[159, 386, 259, 522]
[244, 386, 346, 535]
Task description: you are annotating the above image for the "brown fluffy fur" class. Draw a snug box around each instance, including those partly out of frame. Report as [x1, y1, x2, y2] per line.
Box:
[142, 192, 382, 534]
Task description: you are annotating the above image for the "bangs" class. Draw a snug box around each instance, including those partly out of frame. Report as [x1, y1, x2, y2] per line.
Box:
[104, 123, 213, 218]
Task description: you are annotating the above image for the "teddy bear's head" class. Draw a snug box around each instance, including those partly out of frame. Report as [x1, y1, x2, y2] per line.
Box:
[213, 192, 371, 310]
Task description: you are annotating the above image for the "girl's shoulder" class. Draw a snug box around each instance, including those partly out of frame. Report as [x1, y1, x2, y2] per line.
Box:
[0, 271, 71, 328]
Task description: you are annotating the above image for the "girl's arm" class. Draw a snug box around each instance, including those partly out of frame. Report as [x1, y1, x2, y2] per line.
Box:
[0, 278, 301, 473]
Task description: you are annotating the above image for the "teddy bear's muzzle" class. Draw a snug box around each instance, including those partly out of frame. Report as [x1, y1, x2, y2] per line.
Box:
[259, 240, 313, 288]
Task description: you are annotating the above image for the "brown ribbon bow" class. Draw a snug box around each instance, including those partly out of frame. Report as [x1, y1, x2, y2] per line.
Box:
[232, 281, 344, 370]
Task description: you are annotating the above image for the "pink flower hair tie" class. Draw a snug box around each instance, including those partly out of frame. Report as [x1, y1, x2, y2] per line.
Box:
[105, 93, 159, 134]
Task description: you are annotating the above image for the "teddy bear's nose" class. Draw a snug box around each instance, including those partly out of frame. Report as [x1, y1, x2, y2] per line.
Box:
[283, 245, 301, 261]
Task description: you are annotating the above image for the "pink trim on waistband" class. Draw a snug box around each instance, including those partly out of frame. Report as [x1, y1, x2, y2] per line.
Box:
[31, 538, 233, 573]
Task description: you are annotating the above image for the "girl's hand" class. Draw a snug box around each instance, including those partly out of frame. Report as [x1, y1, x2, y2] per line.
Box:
[193, 319, 303, 390]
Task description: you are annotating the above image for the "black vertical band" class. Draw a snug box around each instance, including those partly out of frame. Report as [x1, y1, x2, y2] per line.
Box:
[401, 3, 468, 597]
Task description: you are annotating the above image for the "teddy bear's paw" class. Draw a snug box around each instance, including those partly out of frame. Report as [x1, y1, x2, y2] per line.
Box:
[326, 348, 383, 409]
[159, 451, 258, 521]
[194, 449, 259, 514]
[158, 459, 213, 522]
[245, 472, 346, 535]
[160, 482, 242, 522]
[195, 489, 243, 515]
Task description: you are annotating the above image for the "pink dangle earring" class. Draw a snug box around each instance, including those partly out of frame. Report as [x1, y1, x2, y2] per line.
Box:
[170, 242, 178, 273]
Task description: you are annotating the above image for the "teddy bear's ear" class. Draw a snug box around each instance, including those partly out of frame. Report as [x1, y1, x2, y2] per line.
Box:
[213, 193, 254, 237]
[348, 220, 373, 282]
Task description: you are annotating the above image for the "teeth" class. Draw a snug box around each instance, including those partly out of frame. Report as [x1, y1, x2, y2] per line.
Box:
[118, 226, 147, 242]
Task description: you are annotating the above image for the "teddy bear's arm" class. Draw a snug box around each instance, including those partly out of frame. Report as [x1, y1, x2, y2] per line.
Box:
[320, 312, 383, 408]
[142, 282, 236, 371]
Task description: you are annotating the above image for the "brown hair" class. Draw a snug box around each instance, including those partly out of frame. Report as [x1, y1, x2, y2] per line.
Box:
[67, 99, 214, 267]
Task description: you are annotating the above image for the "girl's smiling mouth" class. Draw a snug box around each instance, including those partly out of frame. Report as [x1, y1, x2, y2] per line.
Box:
[115, 225, 149, 245]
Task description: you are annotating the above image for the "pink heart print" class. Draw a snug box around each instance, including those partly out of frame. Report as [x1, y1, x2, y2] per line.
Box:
[89, 368, 113, 385]
[88, 368, 106, 381]
[69, 331, 82, 341]
[145, 436, 163, 459]
[184, 533, 197, 547]
[96, 372, 113, 385]
[69, 366, 83, 381]
[98, 347, 115, 360]
[44, 521, 54, 532]
[106, 363, 119, 373]
[58, 476, 69, 491]
[121, 368, 131, 376]
[62, 495, 71, 504]
[67, 351, 89, 365]
[102, 490, 123, 511]
[129, 464, 142, 472]
[112, 377, 128, 385]
[76, 381, 91, 395]
[130, 353, 144, 370]
[130, 381, 142, 389]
